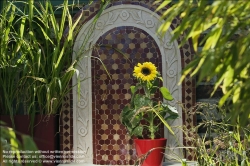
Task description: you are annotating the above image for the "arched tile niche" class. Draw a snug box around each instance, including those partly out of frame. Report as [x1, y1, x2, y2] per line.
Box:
[60, 1, 196, 165]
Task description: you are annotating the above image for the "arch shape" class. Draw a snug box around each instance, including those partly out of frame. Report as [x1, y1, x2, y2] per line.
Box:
[71, 4, 183, 164]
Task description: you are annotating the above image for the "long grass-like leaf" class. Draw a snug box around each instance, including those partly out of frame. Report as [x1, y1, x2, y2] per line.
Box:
[152, 107, 174, 135]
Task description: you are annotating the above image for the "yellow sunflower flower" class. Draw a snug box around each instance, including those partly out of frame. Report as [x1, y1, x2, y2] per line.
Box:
[133, 62, 158, 82]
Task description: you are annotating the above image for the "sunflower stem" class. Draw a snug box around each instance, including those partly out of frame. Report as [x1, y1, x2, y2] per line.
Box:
[143, 81, 156, 139]
[149, 111, 155, 139]
[143, 82, 150, 98]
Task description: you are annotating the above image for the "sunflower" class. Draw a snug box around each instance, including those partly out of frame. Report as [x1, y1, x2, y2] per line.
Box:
[133, 62, 158, 82]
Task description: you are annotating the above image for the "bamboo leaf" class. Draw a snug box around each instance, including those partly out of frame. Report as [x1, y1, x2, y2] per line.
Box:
[48, 5, 59, 37]
[28, 0, 34, 26]
[57, 78, 62, 94]
[219, 88, 233, 107]
[19, 16, 26, 39]
[34, 18, 54, 44]
[155, 0, 171, 12]
[203, 19, 223, 51]
[58, 0, 68, 41]
[26, 76, 47, 83]
[222, 66, 234, 93]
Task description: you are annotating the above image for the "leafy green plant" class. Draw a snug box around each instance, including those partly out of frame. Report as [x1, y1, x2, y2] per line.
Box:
[183, 102, 250, 166]
[0, 0, 25, 128]
[0, 0, 110, 129]
[155, 0, 250, 125]
[121, 62, 178, 139]
[0, 121, 41, 166]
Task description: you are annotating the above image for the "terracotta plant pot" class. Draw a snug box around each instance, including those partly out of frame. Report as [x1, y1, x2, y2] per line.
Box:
[134, 138, 167, 166]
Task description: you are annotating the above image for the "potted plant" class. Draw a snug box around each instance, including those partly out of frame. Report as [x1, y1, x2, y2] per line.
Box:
[0, 0, 108, 146]
[0, 0, 80, 156]
[121, 62, 179, 166]
[0, 0, 110, 119]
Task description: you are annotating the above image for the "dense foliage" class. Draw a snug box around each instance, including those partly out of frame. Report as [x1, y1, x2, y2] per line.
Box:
[0, 0, 109, 128]
[185, 102, 249, 165]
[156, 0, 250, 125]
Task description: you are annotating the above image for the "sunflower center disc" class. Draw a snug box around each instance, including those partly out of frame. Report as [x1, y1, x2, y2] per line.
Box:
[142, 67, 151, 76]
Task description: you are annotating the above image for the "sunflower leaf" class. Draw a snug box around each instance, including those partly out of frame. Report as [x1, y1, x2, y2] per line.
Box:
[130, 86, 136, 94]
[134, 94, 151, 109]
[131, 126, 143, 137]
[160, 87, 173, 101]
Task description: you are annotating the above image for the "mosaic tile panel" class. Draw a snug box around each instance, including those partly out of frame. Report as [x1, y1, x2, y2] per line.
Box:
[60, 92, 74, 163]
[61, 0, 197, 163]
[91, 26, 163, 165]
[179, 39, 196, 160]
